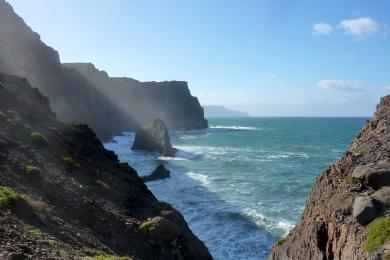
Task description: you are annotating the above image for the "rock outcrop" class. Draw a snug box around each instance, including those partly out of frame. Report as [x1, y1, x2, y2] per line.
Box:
[142, 164, 171, 182]
[0, 1, 208, 139]
[132, 119, 176, 157]
[270, 95, 390, 260]
[0, 73, 212, 259]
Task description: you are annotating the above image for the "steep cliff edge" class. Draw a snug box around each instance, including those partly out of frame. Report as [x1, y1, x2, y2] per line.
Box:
[0, 73, 212, 259]
[63, 63, 208, 130]
[270, 96, 390, 259]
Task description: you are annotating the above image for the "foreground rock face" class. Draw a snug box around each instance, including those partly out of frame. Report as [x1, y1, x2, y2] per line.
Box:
[142, 164, 171, 182]
[0, 73, 212, 259]
[270, 95, 390, 260]
[132, 119, 176, 157]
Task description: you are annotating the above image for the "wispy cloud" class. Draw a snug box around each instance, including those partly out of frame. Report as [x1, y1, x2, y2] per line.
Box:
[338, 18, 380, 39]
[313, 23, 333, 35]
[384, 86, 390, 90]
[317, 80, 363, 92]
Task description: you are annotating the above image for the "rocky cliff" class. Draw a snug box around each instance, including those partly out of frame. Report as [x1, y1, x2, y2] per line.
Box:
[269, 96, 390, 259]
[0, 72, 212, 259]
[0, 0, 208, 139]
[63, 63, 208, 130]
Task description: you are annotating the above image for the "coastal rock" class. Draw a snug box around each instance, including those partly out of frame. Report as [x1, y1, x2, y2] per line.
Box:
[352, 196, 378, 225]
[270, 95, 390, 260]
[142, 164, 171, 182]
[132, 119, 175, 157]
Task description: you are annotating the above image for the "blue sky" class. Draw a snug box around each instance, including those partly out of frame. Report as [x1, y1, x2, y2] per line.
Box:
[8, 0, 390, 116]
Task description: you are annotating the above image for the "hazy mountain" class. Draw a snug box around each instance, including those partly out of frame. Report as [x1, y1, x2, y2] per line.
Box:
[0, 0, 207, 139]
[203, 105, 250, 118]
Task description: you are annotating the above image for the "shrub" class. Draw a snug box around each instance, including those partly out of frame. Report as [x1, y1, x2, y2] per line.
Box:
[277, 238, 286, 246]
[139, 218, 159, 233]
[0, 186, 28, 209]
[25, 165, 40, 175]
[30, 132, 48, 148]
[60, 156, 81, 170]
[363, 217, 390, 252]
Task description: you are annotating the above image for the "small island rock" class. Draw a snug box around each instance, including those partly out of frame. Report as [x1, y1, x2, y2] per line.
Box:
[142, 164, 171, 182]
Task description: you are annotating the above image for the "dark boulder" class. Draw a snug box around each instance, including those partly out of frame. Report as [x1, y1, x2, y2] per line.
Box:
[352, 196, 378, 225]
[142, 164, 171, 182]
[132, 119, 175, 157]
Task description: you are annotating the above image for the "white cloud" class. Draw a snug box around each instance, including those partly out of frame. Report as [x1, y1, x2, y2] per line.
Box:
[313, 23, 333, 35]
[384, 86, 390, 90]
[338, 18, 380, 39]
[317, 80, 363, 92]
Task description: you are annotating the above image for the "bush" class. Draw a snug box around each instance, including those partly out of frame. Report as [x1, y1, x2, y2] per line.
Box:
[363, 217, 390, 252]
[25, 165, 40, 175]
[60, 156, 81, 170]
[30, 132, 48, 148]
[139, 218, 158, 233]
[0, 186, 28, 209]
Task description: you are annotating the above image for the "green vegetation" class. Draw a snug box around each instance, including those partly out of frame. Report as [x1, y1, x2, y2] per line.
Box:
[26, 225, 42, 237]
[139, 218, 158, 233]
[277, 238, 286, 246]
[344, 172, 356, 184]
[352, 145, 364, 155]
[363, 217, 390, 252]
[0, 186, 28, 209]
[25, 165, 40, 175]
[329, 193, 352, 211]
[95, 180, 112, 191]
[7, 114, 32, 140]
[94, 254, 132, 260]
[30, 131, 48, 148]
[60, 156, 81, 170]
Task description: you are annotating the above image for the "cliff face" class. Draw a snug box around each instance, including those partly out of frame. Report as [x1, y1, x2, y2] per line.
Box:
[0, 72, 212, 259]
[63, 63, 208, 130]
[0, 0, 208, 139]
[270, 96, 390, 259]
[0, 0, 131, 139]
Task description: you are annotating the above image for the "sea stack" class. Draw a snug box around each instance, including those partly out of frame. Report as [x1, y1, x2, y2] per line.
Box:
[132, 119, 176, 157]
[269, 95, 390, 260]
[142, 164, 171, 182]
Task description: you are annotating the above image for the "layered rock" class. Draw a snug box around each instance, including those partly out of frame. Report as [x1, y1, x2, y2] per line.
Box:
[0, 72, 212, 259]
[269, 95, 390, 260]
[142, 164, 171, 182]
[63, 63, 208, 130]
[132, 119, 176, 157]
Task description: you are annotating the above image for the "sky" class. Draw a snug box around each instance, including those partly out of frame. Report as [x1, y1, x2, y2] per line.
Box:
[7, 0, 390, 116]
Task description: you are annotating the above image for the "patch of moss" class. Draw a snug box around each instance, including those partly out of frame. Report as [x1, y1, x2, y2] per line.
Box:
[30, 131, 48, 148]
[384, 253, 390, 260]
[329, 193, 352, 211]
[25, 165, 40, 175]
[277, 238, 286, 246]
[352, 145, 364, 155]
[363, 217, 390, 252]
[0, 186, 28, 209]
[344, 172, 355, 184]
[60, 156, 81, 170]
[139, 218, 158, 233]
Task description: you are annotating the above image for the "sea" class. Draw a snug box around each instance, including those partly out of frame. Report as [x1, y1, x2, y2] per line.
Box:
[104, 117, 367, 260]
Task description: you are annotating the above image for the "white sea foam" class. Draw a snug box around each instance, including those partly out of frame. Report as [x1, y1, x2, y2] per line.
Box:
[243, 208, 294, 235]
[210, 125, 259, 130]
[186, 171, 211, 186]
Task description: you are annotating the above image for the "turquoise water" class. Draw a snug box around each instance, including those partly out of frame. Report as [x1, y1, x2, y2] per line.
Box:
[104, 117, 367, 259]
